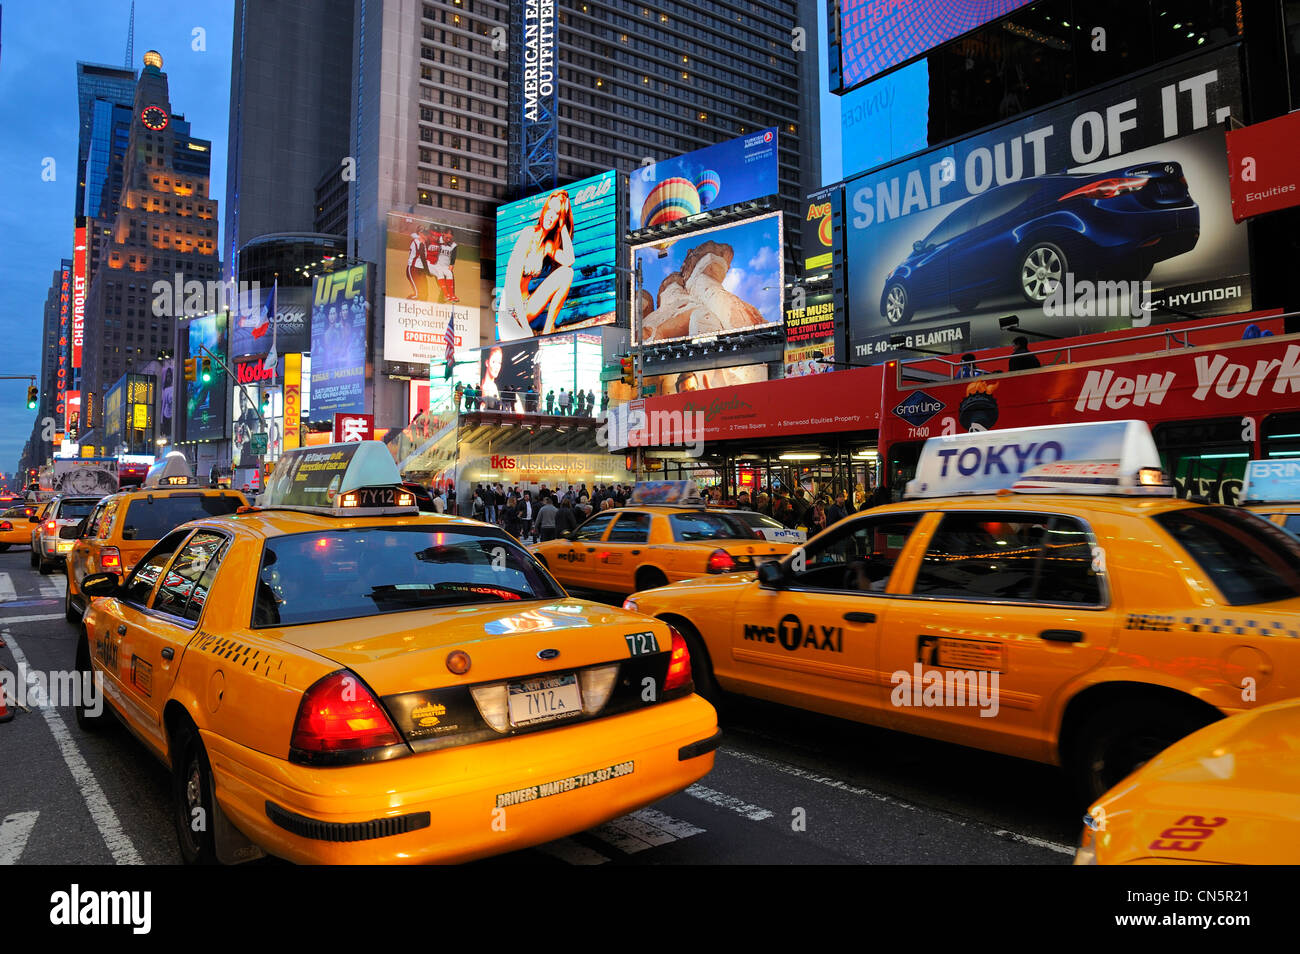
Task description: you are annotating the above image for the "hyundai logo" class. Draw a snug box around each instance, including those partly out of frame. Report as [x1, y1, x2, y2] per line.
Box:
[537, 648, 560, 660]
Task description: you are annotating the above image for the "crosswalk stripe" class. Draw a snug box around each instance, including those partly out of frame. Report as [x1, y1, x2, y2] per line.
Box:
[629, 807, 706, 840]
[38, 580, 63, 599]
[685, 783, 775, 821]
[534, 837, 610, 865]
[0, 811, 40, 865]
[0, 574, 15, 603]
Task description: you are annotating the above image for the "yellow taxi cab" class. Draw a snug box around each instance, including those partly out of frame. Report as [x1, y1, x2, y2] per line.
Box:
[530, 481, 795, 596]
[0, 503, 38, 551]
[623, 421, 1300, 801]
[72, 441, 718, 864]
[1077, 697, 1300, 864]
[64, 453, 247, 624]
[1239, 458, 1300, 533]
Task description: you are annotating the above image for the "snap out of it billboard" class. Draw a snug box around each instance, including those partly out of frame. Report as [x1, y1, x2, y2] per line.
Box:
[845, 47, 1251, 364]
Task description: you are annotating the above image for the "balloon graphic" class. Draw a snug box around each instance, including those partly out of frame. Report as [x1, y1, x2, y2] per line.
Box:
[818, 212, 833, 248]
[641, 176, 701, 228]
[696, 170, 721, 207]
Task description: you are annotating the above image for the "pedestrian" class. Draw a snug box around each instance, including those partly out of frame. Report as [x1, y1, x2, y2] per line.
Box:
[1008, 335, 1041, 372]
[557, 497, 578, 535]
[586, 389, 596, 416]
[535, 494, 559, 541]
[472, 487, 485, 520]
[827, 491, 848, 525]
[546, 389, 555, 414]
[558, 388, 571, 415]
[431, 486, 446, 514]
[809, 501, 828, 534]
[956, 353, 980, 378]
[454, 381, 464, 411]
[600, 391, 610, 413]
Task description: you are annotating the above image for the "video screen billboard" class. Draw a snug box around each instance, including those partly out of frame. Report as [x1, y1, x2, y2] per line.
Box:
[838, 0, 1037, 89]
[477, 332, 603, 413]
[633, 212, 783, 345]
[183, 313, 228, 442]
[845, 49, 1250, 364]
[495, 170, 617, 340]
[630, 129, 779, 232]
[310, 264, 371, 418]
[231, 286, 312, 358]
[841, 61, 931, 179]
[384, 214, 481, 371]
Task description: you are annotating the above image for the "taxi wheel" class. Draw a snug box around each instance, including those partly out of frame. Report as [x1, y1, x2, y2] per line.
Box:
[30, 549, 38, 569]
[74, 636, 108, 732]
[172, 722, 219, 865]
[636, 567, 669, 592]
[38, 557, 52, 575]
[665, 617, 723, 709]
[1071, 700, 1218, 803]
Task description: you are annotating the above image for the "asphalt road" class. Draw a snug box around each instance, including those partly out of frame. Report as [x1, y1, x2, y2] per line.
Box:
[0, 548, 1079, 866]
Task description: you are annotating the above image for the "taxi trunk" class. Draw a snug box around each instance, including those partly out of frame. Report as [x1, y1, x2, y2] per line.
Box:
[708, 540, 795, 573]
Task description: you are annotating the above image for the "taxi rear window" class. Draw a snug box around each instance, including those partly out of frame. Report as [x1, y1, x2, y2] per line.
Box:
[252, 527, 564, 627]
[1155, 507, 1300, 606]
[120, 493, 244, 541]
[57, 500, 98, 520]
[669, 512, 760, 541]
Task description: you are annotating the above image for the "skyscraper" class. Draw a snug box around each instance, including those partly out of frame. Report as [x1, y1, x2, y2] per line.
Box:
[75, 62, 137, 222]
[78, 51, 222, 454]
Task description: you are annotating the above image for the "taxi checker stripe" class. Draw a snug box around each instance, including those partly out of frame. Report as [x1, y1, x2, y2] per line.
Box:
[1179, 617, 1300, 639]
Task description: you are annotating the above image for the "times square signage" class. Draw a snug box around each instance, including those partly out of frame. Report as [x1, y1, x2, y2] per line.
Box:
[521, 0, 555, 122]
[236, 356, 276, 385]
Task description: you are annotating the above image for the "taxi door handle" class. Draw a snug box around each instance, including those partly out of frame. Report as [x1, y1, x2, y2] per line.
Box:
[161, 648, 174, 660]
[116, 624, 127, 636]
[585, 546, 596, 551]
[1040, 629, 1084, 643]
[631, 549, 641, 555]
[843, 612, 876, 624]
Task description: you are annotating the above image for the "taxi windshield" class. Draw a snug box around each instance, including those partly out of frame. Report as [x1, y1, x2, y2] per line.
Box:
[669, 512, 760, 541]
[252, 526, 563, 627]
[121, 493, 244, 541]
[1155, 507, 1300, 606]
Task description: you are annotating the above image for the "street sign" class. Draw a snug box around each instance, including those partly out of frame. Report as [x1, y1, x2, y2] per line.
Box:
[250, 432, 268, 455]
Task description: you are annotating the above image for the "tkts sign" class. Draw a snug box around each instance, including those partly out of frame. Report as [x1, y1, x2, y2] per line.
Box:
[333, 413, 374, 443]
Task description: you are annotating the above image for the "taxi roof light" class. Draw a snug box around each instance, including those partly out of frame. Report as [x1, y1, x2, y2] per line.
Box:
[142, 451, 198, 490]
[629, 480, 704, 507]
[257, 441, 419, 517]
[290, 670, 403, 761]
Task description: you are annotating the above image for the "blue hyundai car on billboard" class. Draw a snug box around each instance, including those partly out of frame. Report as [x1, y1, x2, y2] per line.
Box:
[879, 162, 1200, 325]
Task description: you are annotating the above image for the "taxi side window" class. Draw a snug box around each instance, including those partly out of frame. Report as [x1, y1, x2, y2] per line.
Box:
[121, 529, 192, 606]
[911, 512, 1103, 605]
[1285, 515, 1300, 534]
[607, 512, 652, 543]
[151, 531, 228, 621]
[572, 512, 617, 541]
[97, 500, 119, 540]
[84, 502, 107, 538]
[793, 513, 924, 593]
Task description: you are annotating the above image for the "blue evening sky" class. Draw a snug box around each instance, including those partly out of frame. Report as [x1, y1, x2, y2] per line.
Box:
[0, 0, 232, 479]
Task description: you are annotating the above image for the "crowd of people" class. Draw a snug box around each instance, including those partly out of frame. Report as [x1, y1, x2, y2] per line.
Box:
[453, 382, 607, 417]
[462, 482, 634, 542]
[714, 482, 890, 533]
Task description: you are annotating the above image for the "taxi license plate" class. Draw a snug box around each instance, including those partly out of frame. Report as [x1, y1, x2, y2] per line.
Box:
[753, 555, 777, 566]
[57, 542, 73, 553]
[508, 674, 582, 728]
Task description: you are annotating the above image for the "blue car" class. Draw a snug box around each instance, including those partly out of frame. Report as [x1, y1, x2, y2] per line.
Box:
[879, 162, 1199, 325]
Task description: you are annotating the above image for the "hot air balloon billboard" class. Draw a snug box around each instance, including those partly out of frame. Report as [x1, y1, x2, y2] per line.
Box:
[629, 129, 779, 231]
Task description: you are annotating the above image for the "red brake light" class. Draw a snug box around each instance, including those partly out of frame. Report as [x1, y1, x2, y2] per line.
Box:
[706, 549, 735, 573]
[0, 522, 9, 531]
[1058, 177, 1149, 202]
[291, 670, 403, 761]
[45, 521, 57, 532]
[99, 547, 121, 570]
[664, 626, 693, 693]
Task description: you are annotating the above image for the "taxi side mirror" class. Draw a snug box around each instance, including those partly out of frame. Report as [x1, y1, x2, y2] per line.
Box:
[81, 572, 121, 597]
[561, 530, 573, 540]
[757, 561, 788, 590]
[28, 515, 40, 524]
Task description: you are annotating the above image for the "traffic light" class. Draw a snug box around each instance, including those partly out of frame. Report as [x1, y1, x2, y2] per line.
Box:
[261, 390, 271, 415]
[200, 356, 213, 383]
[620, 355, 636, 387]
[25, 385, 37, 410]
[184, 357, 197, 382]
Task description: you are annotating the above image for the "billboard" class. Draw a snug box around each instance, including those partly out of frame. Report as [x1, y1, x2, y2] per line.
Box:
[495, 170, 617, 340]
[846, 49, 1250, 364]
[231, 285, 311, 358]
[1226, 110, 1300, 222]
[609, 363, 769, 407]
[838, 0, 1037, 89]
[310, 264, 371, 418]
[633, 212, 783, 345]
[477, 332, 603, 412]
[183, 313, 228, 442]
[629, 129, 779, 231]
[841, 61, 930, 179]
[72, 225, 87, 370]
[232, 357, 278, 469]
[384, 214, 481, 372]
[56, 262, 71, 423]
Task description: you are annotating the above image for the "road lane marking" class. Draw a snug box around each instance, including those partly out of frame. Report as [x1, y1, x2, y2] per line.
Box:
[685, 783, 775, 821]
[630, 807, 706, 840]
[0, 574, 15, 603]
[589, 808, 704, 854]
[534, 837, 610, 865]
[39, 580, 64, 599]
[0, 613, 66, 624]
[2, 633, 143, 865]
[719, 746, 1074, 855]
[0, 811, 39, 864]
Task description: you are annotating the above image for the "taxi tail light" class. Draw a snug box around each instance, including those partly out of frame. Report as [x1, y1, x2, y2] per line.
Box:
[705, 549, 735, 574]
[663, 626, 693, 693]
[291, 670, 403, 760]
[579, 664, 619, 714]
[99, 547, 121, 571]
[0, 521, 9, 531]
